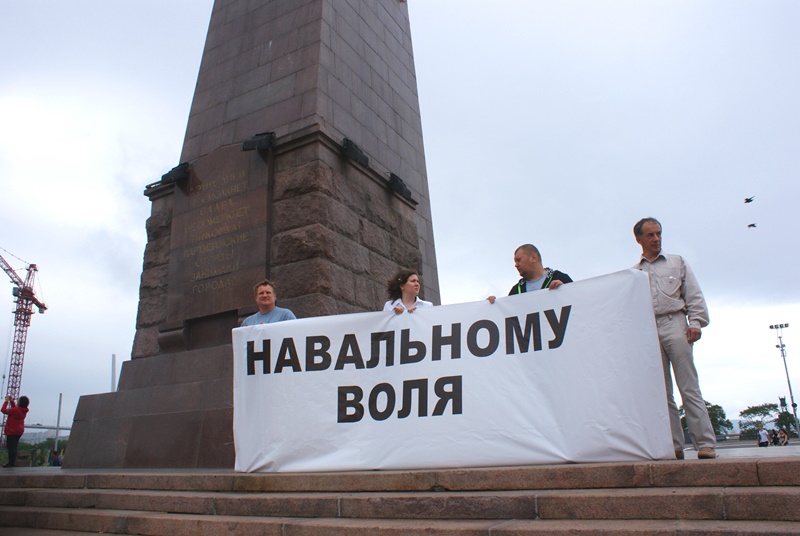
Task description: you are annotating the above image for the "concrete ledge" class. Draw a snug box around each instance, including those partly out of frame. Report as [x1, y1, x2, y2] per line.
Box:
[536, 488, 724, 520]
[434, 462, 648, 491]
[3, 486, 798, 522]
[3, 506, 800, 535]
[493, 519, 800, 535]
[724, 487, 800, 522]
[756, 457, 800, 485]
[85, 473, 236, 491]
[5, 457, 800, 493]
[650, 458, 761, 487]
[235, 470, 438, 492]
[0, 474, 87, 490]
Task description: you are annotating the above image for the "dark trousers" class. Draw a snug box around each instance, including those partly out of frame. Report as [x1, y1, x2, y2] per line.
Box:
[6, 435, 20, 465]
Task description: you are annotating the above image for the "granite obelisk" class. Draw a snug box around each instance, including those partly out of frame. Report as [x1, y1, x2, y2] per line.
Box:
[65, 0, 439, 468]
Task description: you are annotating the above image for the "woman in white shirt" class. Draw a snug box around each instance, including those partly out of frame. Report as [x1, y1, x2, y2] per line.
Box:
[383, 270, 433, 314]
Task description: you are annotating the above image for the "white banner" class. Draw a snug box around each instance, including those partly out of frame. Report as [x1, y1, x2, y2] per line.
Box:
[233, 269, 673, 472]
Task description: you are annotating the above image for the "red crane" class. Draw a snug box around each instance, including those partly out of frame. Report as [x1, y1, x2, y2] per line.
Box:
[0, 253, 46, 425]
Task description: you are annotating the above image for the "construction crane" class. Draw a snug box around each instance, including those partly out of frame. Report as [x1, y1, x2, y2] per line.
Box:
[0, 253, 46, 422]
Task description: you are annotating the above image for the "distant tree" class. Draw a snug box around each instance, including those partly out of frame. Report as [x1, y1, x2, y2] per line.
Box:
[680, 401, 733, 436]
[0, 438, 70, 467]
[39, 437, 68, 454]
[707, 403, 734, 435]
[739, 403, 780, 440]
[776, 411, 798, 438]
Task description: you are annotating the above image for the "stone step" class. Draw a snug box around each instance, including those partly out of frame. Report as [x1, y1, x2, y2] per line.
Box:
[0, 529, 135, 536]
[0, 456, 797, 493]
[1, 458, 797, 533]
[1, 506, 799, 535]
[1, 486, 798, 522]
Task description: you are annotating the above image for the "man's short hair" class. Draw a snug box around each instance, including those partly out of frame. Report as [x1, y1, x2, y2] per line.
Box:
[18, 396, 29, 408]
[515, 243, 541, 261]
[253, 279, 276, 296]
[633, 217, 661, 238]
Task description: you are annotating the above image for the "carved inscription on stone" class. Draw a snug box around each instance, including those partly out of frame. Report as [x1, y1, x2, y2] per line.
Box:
[181, 172, 250, 293]
[166, 148, 269, 321]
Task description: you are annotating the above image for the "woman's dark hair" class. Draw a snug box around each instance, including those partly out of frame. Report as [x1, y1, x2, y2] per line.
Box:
[18, 396, 29, 408]
[386, 270, 418, 301]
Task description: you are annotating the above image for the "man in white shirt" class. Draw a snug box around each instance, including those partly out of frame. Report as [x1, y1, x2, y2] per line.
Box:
[757, 424, 770, 447]
[634, 218, 716, 460]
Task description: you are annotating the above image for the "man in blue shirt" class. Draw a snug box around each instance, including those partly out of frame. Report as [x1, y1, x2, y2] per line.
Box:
[241, 279, 297, 326]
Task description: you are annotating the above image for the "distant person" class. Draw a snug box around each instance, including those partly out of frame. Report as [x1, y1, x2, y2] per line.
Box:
[384, 270, 433, 314]
[241, 279, 296, 326]
[757, 424, 770, 447]
[770, 429, 779, 446]
[50, 450, 62, 467]
[2, 395, 29, 468]
[634, 217, 716, 460]
[487, 244, 572, 303]
[778, 428, 789, 446]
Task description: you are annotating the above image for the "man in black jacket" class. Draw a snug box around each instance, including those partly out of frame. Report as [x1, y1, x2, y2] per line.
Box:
[488, 244, 572, 303]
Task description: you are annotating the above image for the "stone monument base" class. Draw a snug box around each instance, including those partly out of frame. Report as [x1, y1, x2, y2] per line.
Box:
[64, 344, 234, 469]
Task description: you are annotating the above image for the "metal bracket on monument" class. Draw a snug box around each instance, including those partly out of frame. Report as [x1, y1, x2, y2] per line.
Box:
[143, 162, 190, 198]
[241, 132, 276, 153]
[341, 137, 416, 205]
[388, 173, 416, 204]
[157, 321, 187, 353]
[342, 138, 370, 167]
[160, 163, 190, 186]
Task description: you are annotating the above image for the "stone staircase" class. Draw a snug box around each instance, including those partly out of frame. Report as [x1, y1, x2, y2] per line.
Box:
[0, 456, 798, 535]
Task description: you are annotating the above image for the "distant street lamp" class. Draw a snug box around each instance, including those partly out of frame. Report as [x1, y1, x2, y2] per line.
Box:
[769, 323, 800, 438]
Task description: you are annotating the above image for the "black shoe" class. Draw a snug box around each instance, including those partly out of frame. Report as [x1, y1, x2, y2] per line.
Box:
[2, 463, 13, 468]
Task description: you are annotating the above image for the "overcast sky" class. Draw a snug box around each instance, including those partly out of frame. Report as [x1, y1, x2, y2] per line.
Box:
[1, 1, 798, 432]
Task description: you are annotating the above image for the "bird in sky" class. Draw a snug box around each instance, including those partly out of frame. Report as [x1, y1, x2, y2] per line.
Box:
[748, 223, 757, 228]
[744, 196, 755, 203]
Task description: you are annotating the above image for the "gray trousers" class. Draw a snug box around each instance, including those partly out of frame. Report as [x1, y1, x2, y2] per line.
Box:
[656, 313, 716, 450]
